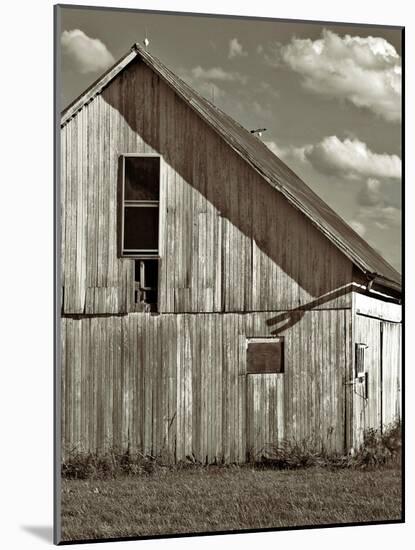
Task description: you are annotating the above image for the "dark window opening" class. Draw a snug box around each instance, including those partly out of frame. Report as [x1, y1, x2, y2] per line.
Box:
[355, 343, 367, 378]
[121, 156, 160, 257]
[124, 206, 159, 252]
[134, 259, 159, 311]
[355, 343, 369, 399]
[124, 156, 160, 200]
[247, 338, 284, 374]
[362, 371, 369, 399]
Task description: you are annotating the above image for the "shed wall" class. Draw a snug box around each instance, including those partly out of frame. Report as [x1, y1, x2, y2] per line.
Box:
[351, 292, 402, 449]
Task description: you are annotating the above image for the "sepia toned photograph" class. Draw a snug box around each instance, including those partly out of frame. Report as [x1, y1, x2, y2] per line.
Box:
[55, 4, 403, 544]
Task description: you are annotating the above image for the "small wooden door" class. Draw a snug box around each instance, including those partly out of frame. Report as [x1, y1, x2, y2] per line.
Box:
[353, 315, 382, 448]
[245, 338, 285, 460]
[246, 374, 284, 460]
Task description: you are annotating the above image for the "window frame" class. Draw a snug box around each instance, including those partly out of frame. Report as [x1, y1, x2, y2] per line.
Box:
[120, 153, 161, 259]
[355, 343, 368, 378]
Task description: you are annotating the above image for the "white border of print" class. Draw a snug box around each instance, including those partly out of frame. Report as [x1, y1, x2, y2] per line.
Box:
[1, 1, 411, 549]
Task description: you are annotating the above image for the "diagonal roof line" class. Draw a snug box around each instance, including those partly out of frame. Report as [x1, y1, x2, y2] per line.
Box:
[61, 48, 138, 125]
[60, 42, 401, 292]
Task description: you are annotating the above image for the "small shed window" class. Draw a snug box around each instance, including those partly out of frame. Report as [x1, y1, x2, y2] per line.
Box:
[121, 155, 160, 257]
[355, 343, 369, 399]
[355, 343, 367, 378]
[246, 338, 284, 374]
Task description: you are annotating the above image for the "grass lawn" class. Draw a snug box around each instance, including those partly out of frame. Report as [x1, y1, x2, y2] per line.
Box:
[61, 465, 402, 542]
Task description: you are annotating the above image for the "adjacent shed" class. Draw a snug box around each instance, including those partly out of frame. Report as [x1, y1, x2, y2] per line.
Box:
[60, 43, 402, 462]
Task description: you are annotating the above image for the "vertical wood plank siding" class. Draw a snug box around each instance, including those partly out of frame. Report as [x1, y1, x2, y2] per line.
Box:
[62, 310, 349, 461]
[353, 315, 381, 447]
[352, 314, 402, 449]
[381, 322, 401, 427]
[61, 59, 353, 315]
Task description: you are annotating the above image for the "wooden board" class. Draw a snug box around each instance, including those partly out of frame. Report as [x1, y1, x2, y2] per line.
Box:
[246, 340, 284, 374]
[381, 322, 402, 427]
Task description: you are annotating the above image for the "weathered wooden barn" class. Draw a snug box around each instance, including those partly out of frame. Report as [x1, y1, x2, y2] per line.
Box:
[60, 43, 402, 463]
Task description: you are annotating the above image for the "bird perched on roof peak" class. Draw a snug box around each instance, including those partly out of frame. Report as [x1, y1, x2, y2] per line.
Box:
[143, 37, 150, 48]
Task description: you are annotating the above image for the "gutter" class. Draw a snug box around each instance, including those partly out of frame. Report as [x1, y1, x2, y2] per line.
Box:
[366, 272, 402, 296]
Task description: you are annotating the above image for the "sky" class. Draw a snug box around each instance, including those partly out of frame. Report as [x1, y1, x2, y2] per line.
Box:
[59, 6, 402, 272]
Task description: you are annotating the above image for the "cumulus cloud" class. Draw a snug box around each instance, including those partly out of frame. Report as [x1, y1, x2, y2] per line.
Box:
[228, 38, 248, 59]
[265, 140, 309, 165]
[356, 178, 382, 206]
[61, 29, 115, 74]
[350, 177, 401, 237]
[179, 65, 248, 102]
[349, 220, 367, 237]
[266, 137, 400, 255]
[279, 29, 401, 122]
[190, 66, 247, 84]
[266, 136, 401, 182]
[356, 204, 401, 231]
[305, 136, 401, 180]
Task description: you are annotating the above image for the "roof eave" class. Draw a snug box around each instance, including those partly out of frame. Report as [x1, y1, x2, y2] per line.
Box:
[61, 48, 138, 127]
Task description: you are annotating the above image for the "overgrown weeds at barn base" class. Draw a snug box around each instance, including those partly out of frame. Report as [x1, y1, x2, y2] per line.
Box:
[259, 421, 401, 470]
[61, 421, 401, 479]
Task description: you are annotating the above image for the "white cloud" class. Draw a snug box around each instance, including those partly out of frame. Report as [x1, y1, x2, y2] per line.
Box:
[266, 136, 401, 182]
[359, 204, 401, 230]
[356, 178, 382, 206]
[349, 220, 367, 237]
[228, 38, 248, 59]
[279, 29, 401, 122]
[304, 136, 401, 180]
[351, 178, 401, 235]
[179, 68, 225, 101]
[190, 66, 247, 84]
[61, 29, 115, 74]
[265, 140, 310, 165]
[179, 65, 248, 102]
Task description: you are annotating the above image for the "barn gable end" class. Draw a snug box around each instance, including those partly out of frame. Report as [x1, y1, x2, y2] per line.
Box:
[61, 53, 361, 316]
[62, 43, 401, 294]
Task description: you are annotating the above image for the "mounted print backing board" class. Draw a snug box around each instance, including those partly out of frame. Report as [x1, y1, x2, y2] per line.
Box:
[54, 3, 403, 544]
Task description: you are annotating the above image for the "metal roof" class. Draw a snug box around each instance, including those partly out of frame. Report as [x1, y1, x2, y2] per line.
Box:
[61, 43, 401, 293]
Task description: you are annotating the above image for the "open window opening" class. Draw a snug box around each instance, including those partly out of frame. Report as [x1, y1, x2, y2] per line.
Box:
[134, 259, 159, 311]
[246, 337, 284, 374]
[355, 343, 369, 398]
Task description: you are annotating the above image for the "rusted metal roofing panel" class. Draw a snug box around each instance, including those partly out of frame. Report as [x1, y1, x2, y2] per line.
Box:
[60, 43, 401, 292]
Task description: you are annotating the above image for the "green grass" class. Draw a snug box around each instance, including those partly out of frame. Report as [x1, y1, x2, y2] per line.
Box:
[61, 465, 402, 542]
